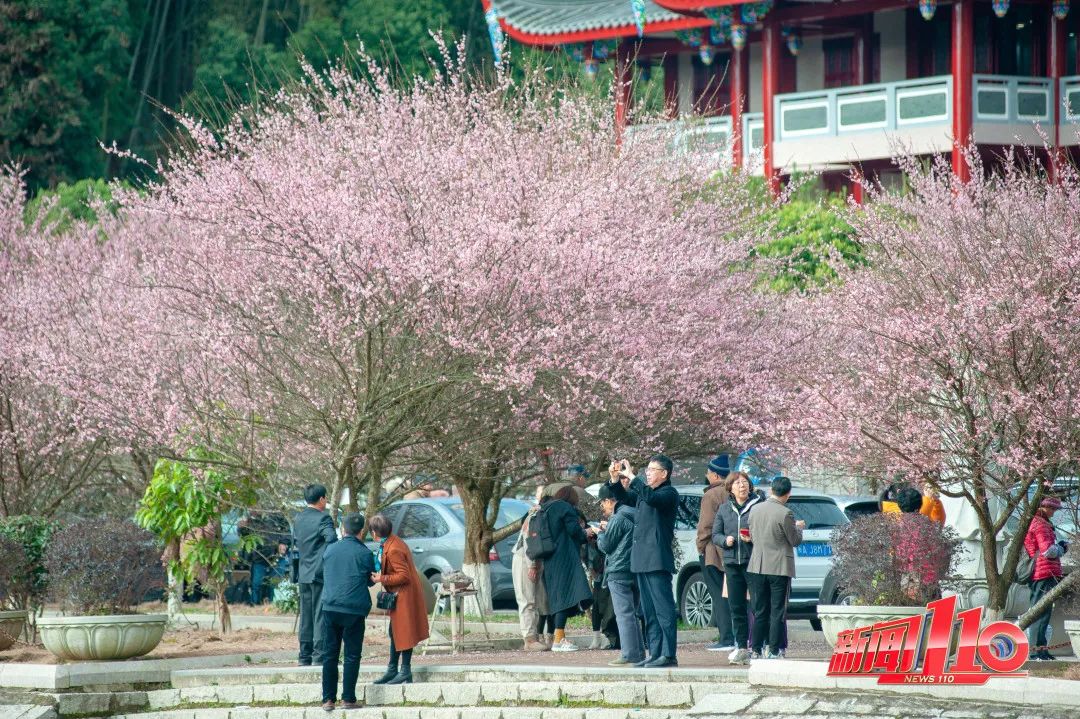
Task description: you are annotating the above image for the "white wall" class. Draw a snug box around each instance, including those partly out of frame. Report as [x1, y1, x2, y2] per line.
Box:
[796, 36, 825, 92]
[876, 9, 907, 83]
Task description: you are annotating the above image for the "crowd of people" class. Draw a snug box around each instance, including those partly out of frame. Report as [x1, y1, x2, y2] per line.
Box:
[510, 454, 808, 666]
[291, 483, 430, 712]
[289, 461, 1070, 709]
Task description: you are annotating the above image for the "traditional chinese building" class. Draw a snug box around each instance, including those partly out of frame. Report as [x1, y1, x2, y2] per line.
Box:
[482, 0, 1080, 195]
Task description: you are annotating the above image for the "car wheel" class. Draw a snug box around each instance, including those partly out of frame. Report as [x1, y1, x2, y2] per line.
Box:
[832, 589, 858, 606]
[679, 571, 713, 628]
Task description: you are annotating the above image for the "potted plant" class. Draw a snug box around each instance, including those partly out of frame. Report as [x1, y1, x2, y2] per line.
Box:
[817, 512, 962, 648]
[37, 518, 167, 661]
[0, 534, 32, 650]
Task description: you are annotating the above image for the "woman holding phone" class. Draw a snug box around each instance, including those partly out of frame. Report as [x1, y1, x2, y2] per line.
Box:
[710, 471, 764, 665]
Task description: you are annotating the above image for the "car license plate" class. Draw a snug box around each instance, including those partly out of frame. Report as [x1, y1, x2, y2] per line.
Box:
[797, 543, 832, 558]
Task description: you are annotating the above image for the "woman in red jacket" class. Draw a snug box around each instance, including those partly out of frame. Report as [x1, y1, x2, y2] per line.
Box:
[370, 513, 430, 684]
[1023, 497, 1066, 661]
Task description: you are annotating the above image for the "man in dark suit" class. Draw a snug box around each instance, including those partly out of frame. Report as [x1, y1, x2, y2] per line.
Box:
[746, 476, 805, 659]
[607, 454, 680, 668]
[293, 483, 338, 666]
[319, 513, 375, 712]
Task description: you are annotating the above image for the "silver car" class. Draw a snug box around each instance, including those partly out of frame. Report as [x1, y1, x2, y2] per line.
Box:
[377, 497, 532, 603]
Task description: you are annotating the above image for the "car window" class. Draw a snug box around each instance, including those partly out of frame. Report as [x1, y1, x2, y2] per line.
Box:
[448, 500, 530, 528]
[789, 498, 849, 529]
[430, 508, 450, 537]
[675, 495, 700, 531]
[397, 505, 436, 539]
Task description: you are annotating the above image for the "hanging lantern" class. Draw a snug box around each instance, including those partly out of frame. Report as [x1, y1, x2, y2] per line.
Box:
[919, 0, 936, 21]
[699, 44, 715, 66]
[1053, 0, 1070, 20]
[484, 5, 504, 66]
[786, 31, 802, 57]
[630, 0, 647, 38]
[991, 0, 1009, 18]
[731, 23, 747, 51]
[584, 58, 600, 78]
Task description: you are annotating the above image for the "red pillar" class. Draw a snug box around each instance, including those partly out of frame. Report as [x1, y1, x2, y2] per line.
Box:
[1048, 11, 1066, 181]
[762, 18, 781, 196]
[951, 0, 974, 182]
[614, 45, 633, 147]
[855, 15, 874, 86]
[850, 169, 864, 205]
[730, 47, 749, 168]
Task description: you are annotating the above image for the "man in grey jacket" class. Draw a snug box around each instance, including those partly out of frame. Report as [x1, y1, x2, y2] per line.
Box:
[746, 477, 805, 659]
[594, 483, 644, 666]
[292, 483, 338, 666]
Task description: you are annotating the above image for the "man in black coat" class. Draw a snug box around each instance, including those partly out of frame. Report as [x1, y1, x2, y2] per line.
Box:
[320, 513, 375, 712]
[292, 483, 338, 666]
[607, 454, 680, 668]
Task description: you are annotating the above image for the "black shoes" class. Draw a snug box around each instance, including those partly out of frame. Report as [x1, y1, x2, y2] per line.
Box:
[372, 668, 398, 685]
[642, 656, 678, 668]
[385, 670, 413, 685]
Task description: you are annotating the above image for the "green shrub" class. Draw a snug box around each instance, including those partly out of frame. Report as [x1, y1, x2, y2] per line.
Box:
[44, 518, 164, 615]
[754, 196, 862, 293]
[0, 516, 57, 612]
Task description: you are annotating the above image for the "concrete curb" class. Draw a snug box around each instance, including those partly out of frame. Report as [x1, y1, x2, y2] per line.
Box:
[747, 658, 1078, 710]
[170, 664, 750, 688]
[0, 652, 292, 690]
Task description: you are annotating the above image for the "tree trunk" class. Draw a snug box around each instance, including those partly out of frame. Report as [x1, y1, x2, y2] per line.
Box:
[214, 581, 231, 635]
[166, 565, 183, 624]
[1018, 571, 1080, 629]
[363, 454, 385, 532]
[458, 486, 494, 615]
[461, 561, 493, 616]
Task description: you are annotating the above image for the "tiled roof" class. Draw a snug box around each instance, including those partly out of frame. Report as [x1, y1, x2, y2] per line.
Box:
[495, 0, 691, 37]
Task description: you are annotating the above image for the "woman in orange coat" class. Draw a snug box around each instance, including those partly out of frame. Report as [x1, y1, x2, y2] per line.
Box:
[369, 514, 430, 685]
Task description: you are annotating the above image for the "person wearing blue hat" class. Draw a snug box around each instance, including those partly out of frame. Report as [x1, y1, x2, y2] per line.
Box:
[697, 455, 737, 652]
[567, 464, 591, 488]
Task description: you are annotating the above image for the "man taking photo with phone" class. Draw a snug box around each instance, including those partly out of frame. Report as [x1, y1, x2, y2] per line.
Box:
[606, 455, 680, 668]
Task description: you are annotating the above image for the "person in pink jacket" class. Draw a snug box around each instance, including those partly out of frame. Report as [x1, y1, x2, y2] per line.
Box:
[1023, 496, 1068, 661]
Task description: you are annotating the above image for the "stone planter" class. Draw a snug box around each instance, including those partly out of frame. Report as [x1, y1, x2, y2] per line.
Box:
[37, 614, 167, 661]
[1065, 620, 1080, 659]
[0, 609, 28, 650]
[817, 604, 927, 648]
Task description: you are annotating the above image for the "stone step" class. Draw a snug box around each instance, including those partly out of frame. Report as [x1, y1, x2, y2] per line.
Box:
[170, 665, 748, 689]
[144, 680, 728, 711]
[107, 709, 685, 719]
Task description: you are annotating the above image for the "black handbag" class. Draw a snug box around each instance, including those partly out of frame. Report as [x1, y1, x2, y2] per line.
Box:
[376, 590, 398, 611]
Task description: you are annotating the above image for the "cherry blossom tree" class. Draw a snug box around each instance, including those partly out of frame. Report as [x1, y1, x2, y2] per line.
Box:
[779, 150, 1080, 619]
[9, 47, 778, 615]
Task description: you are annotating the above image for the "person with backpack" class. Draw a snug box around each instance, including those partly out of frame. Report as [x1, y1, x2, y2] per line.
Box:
[1024, 496, 1068, 661]
[534, 484, 592, 652]
[594, 483, 644, 666]
[512, 485, 550, 651]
